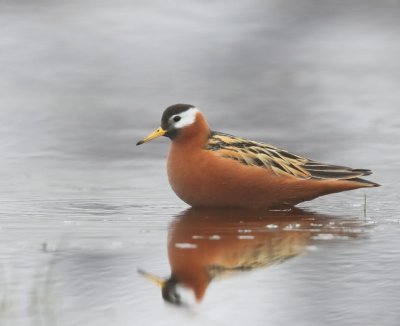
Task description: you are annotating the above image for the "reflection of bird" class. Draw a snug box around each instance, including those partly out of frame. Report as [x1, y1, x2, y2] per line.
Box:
[137, 104, 379, 209]
[139, 208, 367, 305]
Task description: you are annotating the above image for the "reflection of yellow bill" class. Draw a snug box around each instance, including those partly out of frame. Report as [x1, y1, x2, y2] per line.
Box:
[137, 269, 166, 288]
[136, 127, 166, 145]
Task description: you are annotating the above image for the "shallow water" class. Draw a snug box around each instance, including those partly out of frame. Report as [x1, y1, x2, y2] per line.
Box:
[1, 1, 400, 325]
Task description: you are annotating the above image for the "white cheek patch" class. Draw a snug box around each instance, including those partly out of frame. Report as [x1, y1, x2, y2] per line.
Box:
[173, 108, 199, 129]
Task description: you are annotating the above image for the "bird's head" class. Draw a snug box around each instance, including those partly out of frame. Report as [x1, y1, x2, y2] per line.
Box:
[136, 104, 208, 145]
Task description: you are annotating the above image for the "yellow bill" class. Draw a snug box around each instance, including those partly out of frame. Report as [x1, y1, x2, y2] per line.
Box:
[136, 127, 166, 145]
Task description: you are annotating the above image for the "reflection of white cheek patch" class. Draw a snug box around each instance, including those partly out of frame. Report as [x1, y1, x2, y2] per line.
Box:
[174, 108, 199, 129]
[176, 285, 197, 306]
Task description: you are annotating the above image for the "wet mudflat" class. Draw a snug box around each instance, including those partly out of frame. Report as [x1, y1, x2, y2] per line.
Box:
[1, 1, 400, 325]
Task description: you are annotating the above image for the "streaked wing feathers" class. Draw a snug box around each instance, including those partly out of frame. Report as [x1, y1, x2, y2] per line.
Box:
[207, 131, 372, 180]
[303, 162, 372, 179]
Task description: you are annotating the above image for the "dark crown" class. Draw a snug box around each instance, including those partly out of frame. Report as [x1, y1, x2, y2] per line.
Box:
[161, 104, 195, 129]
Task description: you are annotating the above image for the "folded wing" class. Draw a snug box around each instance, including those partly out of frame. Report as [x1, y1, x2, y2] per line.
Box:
[207, 131, 375, 183]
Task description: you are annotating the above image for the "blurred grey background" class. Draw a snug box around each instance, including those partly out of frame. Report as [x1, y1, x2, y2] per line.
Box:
[1, 0, 399, 165]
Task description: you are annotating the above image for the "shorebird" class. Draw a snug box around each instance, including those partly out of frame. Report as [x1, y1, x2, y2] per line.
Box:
[137, 104, 379, 209]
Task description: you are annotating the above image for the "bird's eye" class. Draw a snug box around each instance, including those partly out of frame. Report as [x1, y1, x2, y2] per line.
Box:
[173, 116, 181, 122]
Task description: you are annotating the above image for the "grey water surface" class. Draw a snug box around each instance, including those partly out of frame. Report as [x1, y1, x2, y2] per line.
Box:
[1, 1, 400, 325]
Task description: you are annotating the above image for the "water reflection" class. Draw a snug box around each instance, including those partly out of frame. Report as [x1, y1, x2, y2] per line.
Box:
[140, 208, 369, 305]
